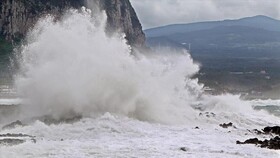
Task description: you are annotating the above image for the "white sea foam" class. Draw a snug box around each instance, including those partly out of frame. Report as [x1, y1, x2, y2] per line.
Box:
[0, 113, 280, 158]
[0, 98, 21, 105]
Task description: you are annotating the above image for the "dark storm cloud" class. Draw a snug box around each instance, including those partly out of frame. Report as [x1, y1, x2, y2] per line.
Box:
[130, 0, 280, 29]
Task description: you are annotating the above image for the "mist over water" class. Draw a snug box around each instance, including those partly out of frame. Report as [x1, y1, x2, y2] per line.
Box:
[14, 7, 255, 124]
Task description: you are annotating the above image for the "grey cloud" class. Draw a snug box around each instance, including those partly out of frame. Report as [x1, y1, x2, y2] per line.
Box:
[130, 0, 280, 29]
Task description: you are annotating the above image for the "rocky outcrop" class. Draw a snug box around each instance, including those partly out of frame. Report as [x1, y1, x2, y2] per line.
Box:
[0, 138, 25, 146]
[0, 133, 36, 146]
[0, 0, 83, 41]
[101, 0, 145, 48]
[263, 126, 280, 135]
[219, 122, 236, 128]
[237, 126, 280, 150]
[0, 0, 145, 47]
[237, 137, 280, 150]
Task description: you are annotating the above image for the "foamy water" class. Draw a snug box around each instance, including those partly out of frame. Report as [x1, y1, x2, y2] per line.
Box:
[0, 6, 279, 158]
[0, 99, 21, 105]
[0, 111, 280, 158]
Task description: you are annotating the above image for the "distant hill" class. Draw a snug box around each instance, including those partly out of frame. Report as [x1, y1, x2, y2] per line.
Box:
[145, 15, 280, 58]
[145, 15, 280, 96]
[145, 15, 280, 37]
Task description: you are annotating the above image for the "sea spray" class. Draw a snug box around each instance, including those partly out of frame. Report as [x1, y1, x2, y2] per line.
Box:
[14, 7, 257, 125]
[15, 8, 204, 124]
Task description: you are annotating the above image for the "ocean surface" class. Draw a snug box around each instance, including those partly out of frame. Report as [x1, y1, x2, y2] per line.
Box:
[0, 7, 280, 158]
[0, 97, 280, 158]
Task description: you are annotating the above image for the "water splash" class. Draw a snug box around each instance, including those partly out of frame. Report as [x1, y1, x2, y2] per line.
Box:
[15, 7, 255, 124]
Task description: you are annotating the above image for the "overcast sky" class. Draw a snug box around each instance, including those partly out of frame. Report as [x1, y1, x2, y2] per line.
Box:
[130, 0, 280, 29]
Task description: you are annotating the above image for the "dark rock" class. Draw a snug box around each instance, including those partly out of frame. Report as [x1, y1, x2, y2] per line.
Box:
[244, 138, 261, 145]
[205, 112, 216, 117]
[0, 133, 36, 145]
[263, 126, 280, 135]
[2, 120, 24, 129]
[180, 147, 188, 152]
[219, 122, 233, 128]
[238, 126, 280, 150]
[261, 139, 269, 148]
[0, 138, 25, 146]
[210, 112, 216, 117]
[261, 136, 280, 149]
[252, 129, 265, 135]
[38, 115, 82, 125]
[268, 136, 280, 149]
[101, 0, 146, 48]
[195, 126, 199, 129]
[273, 136, 280, 140]
[236, 138, 262, 145]
[237, 136, 280, 150]
[199, 112, 216, 118]
[0, 133, 33, 138]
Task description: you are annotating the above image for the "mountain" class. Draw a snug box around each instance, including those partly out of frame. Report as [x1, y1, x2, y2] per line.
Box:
[145, 15, 280, 95]
[145, 15, 280, 37]
[145, 15, 280, 58]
